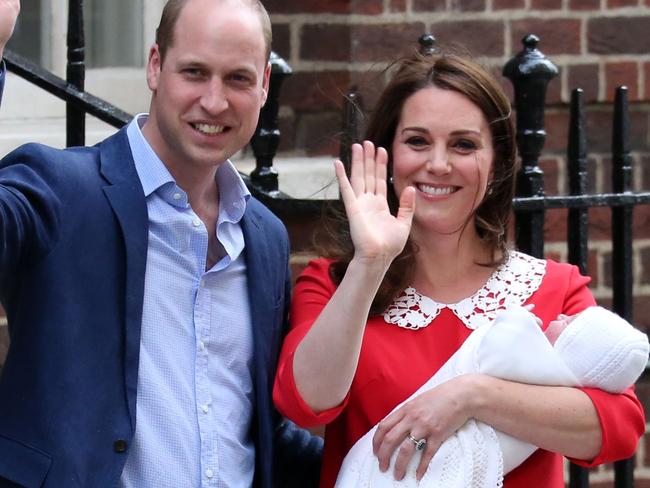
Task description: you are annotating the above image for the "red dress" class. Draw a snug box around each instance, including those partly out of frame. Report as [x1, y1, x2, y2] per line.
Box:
[274, 252, 645, 488]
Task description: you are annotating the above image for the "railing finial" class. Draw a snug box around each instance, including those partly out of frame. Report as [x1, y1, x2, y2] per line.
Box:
[418, 34, 436, 55]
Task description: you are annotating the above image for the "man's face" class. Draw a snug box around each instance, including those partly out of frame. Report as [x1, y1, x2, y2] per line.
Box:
[144, 0, 270, 181]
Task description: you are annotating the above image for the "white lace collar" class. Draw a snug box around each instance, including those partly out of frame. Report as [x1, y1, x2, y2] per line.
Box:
[383, 251, 546, 331]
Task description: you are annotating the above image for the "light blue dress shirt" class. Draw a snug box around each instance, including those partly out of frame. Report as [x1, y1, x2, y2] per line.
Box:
[119, 115, 255, 488]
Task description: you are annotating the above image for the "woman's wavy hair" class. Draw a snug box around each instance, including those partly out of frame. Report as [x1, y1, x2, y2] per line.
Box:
[323, 48, 517, 315]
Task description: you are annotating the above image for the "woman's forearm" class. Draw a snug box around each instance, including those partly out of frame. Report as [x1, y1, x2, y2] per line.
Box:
[468, 374, 602, 460]
[292, 257, 390, 412]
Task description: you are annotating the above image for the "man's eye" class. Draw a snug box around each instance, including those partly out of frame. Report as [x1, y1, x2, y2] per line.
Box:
[183, 68, 203, 77]
[229, 73, 252, 84]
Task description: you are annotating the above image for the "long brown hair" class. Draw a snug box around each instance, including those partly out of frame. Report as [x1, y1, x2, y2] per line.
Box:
[324, 49, 517, 315]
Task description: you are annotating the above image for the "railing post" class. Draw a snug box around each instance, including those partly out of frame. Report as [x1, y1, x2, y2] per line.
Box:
[250, 52, 291, 194]
[339, 91, 362, 177]
[66, 0, 85, 147]
[503, 35, 559, 258]
[611, 86, 635, 488]
[567, 89, 589, 275]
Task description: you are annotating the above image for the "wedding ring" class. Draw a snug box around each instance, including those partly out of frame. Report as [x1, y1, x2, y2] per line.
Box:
[408, 433, 427, 451]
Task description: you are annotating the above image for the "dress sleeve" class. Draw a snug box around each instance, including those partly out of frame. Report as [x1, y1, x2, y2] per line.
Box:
[559, 264, 646, 465]
[273, 258, 351, 428]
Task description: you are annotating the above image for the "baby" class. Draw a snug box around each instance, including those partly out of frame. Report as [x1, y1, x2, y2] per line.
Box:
[335, 305, 649, 488]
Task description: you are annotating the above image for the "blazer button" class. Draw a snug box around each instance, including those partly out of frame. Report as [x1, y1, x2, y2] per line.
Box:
[113, 439, 128, 453]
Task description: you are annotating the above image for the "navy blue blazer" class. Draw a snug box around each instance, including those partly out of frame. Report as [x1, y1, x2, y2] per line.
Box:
[0, 69, 321, 487]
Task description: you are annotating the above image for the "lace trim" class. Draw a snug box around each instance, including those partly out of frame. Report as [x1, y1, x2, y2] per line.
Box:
[383, 251, 547, 330]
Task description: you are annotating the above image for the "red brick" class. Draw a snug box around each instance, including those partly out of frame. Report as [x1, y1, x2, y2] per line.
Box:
[511, 19, 581, 55]
[295, 111, 343, 156]
[634, 206, 650, 239]
[450, 0, 487, 11]
[642, 247, 650, 286]
[300, 24, 351, 62]
[546, 75, 562, 104]
[531, 0, 562, 8]
[271, 24, 290, 61]
[584, 109, 648, 153]
[636, 474, 650, 488]
[569, 0, 600, 9]
[607, 0, 638, 7]
[567, 64, 600, 103]
[543, 111, 570, 153]
[413, 0, 447, 11]
[494, 0, 525, 8]
[352, 0, 384, 14]
[429, 20, 504, 57]
[390, 0, 407, 12]
[644, 62, 650, 100]
[351, 23, 426, 62]
[350, 70, 384, 120]
[281, 71, 351, 112]
[589, 17, 650, 54]
[605, 62, 639, 102]
[588, 249, 599, 287]
[265, 0, 350, 14]
[642, 154, 650, 190]
[542, 208, 567, 241]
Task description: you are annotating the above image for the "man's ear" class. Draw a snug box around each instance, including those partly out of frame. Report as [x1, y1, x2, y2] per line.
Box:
[146, 44, 162, 92]
[260, 61, 271, 107]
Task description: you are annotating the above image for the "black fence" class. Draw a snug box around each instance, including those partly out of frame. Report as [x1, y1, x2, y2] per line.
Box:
[4, 2, 650, 486]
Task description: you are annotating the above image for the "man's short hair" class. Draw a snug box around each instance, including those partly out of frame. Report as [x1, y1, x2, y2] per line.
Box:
[155, 0, 272, 63]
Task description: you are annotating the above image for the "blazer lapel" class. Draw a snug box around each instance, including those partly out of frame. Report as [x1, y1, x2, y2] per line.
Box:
[241, 207, 275, 382]
[98, 129, 149, 429]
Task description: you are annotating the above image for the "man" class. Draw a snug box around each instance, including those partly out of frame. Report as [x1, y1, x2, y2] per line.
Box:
[0, 0, 322, 486]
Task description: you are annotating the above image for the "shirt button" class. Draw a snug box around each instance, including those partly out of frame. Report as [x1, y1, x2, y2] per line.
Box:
[113, 439, 128, 453]
[173, 193, 181, 200]
[202, 404, 209, 413]
[199, 341, 206, 351]
[192, 218, 201, 227]
[205, 469, 214, 479]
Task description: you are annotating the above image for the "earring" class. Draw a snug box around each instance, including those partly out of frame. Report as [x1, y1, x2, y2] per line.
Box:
[389, 176, 394, 184]
[486, 182, 494, 196]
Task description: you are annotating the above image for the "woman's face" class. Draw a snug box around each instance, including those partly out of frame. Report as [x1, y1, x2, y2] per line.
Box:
[391, 85, 495, 237]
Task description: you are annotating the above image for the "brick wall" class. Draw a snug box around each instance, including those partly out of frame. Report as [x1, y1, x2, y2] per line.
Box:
[268, 0, 650, 326]
[269, 1, 650, 485]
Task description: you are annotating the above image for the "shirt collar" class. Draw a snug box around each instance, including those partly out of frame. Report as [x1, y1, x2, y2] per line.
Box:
[127, 113, 250, 222]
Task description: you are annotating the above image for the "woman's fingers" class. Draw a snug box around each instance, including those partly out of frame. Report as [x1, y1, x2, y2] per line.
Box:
[396, 186, 416, 227]
[363, 140, 376, 194]
[392, 437, 417, 480]
[416, 439, 438, 480]
[375, 147, 388, 197]
[347, 141, 390, 197]
[334, 160, 355, 208]
[349, 143, 364, 195]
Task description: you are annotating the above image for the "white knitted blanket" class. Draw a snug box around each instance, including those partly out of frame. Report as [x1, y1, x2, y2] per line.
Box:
[335, 306, 649, 488]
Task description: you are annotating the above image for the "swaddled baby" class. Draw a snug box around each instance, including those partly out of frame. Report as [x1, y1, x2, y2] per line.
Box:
[335, 305, 649, 488]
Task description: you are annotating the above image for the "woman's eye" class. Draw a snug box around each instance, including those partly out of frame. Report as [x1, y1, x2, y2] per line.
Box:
[405, 137, 428, 147]
[454, 139, 478, 152]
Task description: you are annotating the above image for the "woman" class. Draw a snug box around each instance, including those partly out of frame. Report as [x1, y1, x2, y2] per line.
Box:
[273, 49, 645, 487]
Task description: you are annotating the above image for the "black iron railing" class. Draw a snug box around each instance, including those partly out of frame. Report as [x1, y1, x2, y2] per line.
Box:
[3, 1, 650, 486]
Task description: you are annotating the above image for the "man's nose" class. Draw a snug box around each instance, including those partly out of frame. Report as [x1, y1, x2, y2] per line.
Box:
[200, 78, 228, 114]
